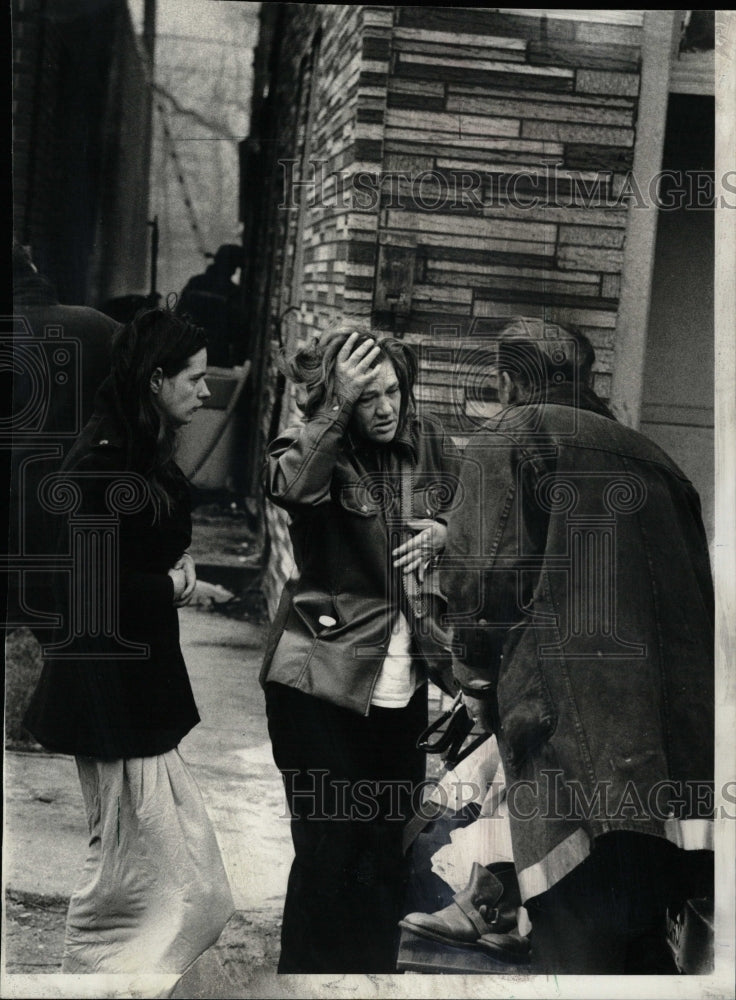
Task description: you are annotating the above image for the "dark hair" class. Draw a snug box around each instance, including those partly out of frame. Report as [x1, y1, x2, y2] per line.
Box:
[279, 324, 418, 430]
[110, 308, 207, 513]
[213, 243, 243, 272]
[497, 316, 595, 392]
[12, 239, 36, 280]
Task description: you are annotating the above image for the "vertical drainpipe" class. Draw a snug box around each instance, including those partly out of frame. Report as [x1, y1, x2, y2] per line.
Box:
[143, 0, 157, 301]
[609, 11, 680, 429]
[244, 3, 287, 497]
[143, 0, 156, 64]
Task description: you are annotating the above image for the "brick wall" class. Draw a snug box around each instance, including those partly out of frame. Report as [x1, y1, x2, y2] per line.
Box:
[245, 4, 393, 614]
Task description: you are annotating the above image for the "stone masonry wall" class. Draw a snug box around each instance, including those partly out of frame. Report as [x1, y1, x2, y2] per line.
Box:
[255, 4, 379, 614]
[249, 7, 650, 615]
[376, 8, 645, 434]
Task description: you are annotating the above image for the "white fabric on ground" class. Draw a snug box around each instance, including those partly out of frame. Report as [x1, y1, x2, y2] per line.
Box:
[424, 732, 501, 814]
[431, 757, 514, 892]
[62, 747, 235, 975]
[430, 751, 531, 937]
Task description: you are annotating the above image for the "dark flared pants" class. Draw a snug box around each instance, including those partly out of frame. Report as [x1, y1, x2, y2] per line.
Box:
[265, 681, 428, 973]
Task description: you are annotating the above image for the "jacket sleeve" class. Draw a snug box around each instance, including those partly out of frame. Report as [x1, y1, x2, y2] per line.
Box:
[428, 418, 464, 523]
[119, 566, 175, 617]
[442, 429, 545, 697]
[265, 400, 354, 511]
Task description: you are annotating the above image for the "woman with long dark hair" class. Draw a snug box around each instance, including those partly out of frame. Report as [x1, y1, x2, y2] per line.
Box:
[24, 308, 234, 975]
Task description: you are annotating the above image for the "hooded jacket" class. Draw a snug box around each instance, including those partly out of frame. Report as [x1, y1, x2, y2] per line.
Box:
[443, 384, 714, 902]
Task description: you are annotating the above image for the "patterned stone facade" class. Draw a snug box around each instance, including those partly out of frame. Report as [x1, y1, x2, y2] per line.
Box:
[241, 8, 666, 614]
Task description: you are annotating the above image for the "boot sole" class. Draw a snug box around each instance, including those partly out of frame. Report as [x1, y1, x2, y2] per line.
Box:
[398, 921, 481, 951]
[399, 923, 531, 965]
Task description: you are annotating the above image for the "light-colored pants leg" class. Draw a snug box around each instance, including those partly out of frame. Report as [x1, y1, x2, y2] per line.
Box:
[62, 748, 235, 975]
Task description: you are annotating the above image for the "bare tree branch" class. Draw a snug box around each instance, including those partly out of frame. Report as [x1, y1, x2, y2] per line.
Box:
[153, 81, 238, 140]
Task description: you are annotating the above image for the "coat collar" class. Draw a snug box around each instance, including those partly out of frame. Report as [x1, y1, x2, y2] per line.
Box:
[511, 382, 617, 421]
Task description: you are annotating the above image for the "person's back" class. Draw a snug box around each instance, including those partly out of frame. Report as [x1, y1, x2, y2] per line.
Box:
[13, 278, 119, 428]
[10, 244, 120, 632]
[476, 394, 714, 802]
[443, 317, 714, 974]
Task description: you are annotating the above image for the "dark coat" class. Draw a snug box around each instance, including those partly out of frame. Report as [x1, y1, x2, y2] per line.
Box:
[23, 379, 200, 758]
[443, 385, 714, 902]
[260, 400, 461, 715]
[13, 275, 119, 427]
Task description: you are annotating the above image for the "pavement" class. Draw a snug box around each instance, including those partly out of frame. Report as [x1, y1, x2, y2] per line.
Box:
[3, 605, 515, 999]
[3, 607, 293, 997]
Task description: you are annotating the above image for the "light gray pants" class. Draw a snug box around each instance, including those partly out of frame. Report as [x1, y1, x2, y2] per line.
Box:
[62, 748, 234, 975]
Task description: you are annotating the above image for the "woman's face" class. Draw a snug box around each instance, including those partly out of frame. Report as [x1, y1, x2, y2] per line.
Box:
[154, 348, 210, 427]
[350, 358, 402, 444]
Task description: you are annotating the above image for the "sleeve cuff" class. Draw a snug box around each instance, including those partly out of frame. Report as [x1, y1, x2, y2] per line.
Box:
[313, 397, 354, 431]
[458, 680, 495, 698]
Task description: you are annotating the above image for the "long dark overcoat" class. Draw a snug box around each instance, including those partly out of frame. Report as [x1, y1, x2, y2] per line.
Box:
[23, 379, 200, 758]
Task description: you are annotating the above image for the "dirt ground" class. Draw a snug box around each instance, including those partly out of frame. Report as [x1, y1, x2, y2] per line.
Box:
[4, 890, 282, 980]
[4, 891, 68, 975]
[3, 565, 286, 989]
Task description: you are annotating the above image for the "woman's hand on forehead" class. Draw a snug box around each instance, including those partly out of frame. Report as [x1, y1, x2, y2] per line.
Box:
[334, 332, 383, 405]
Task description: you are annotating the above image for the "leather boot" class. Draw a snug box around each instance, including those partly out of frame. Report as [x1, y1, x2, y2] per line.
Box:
[477, 862, 530, 963]
[400, 861, 530, 963]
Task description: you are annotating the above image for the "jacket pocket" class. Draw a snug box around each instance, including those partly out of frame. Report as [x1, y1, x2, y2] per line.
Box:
[410, 471, 460, 519]
[497, 628, 557, 770]
[335, 483, 382, 517]
[291, 590, 342, 637]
